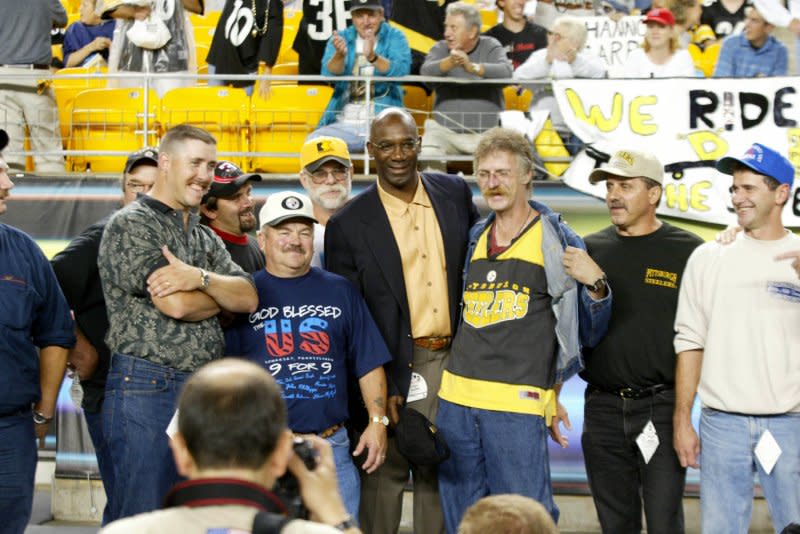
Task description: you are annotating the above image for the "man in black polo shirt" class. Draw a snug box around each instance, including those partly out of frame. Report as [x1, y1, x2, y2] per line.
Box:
[200, 161, 264, 274]
[97, 124, 258, 520]
[484, 0, 547, 70]
[579, 149, 703, 534]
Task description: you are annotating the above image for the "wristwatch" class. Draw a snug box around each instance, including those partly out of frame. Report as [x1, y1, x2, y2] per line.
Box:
[470, 62, 481, 75]
[333, 515, 358, 531]
[588, 274, 608, 294]
[371, 415, 389, 426]
[33, 411, 52, 425]
[199, 269, 210, 290]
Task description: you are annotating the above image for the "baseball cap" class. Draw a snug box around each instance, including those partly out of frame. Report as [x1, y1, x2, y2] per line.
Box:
[716, 143, 794, 187]
[350, 0, 383, 11]
[124, 147, 158, 175]
[204, 161, 262, 202]
[0, 129, 8, 152]
[644, 7, 676, 26]
[300, 137, 351, 173]
[589, 149, 664, 184]
[258, 191, 318, 227]
[692, 24, 716, 44]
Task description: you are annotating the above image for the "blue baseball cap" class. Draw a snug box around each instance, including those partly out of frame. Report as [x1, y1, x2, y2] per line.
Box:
[716, 143, 794, 187]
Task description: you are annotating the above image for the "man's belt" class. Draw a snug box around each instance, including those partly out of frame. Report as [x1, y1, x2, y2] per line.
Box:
[413, 336, 452, 351]
[0, 64, 50, 70]
[589, 383, 672, 400]
[294, 422, 344, 439]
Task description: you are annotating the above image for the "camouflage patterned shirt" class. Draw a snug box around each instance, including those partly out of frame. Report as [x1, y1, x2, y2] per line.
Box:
[98, 196, 253, 371]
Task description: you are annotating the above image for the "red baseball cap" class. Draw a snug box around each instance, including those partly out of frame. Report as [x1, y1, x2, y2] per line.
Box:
[644, 8, 676, 26]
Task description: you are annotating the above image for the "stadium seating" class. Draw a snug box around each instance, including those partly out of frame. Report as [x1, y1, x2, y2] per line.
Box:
[53, 66, 108, 147]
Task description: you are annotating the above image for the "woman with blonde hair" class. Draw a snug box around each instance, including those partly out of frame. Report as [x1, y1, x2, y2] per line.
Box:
[621, 8, 696, 77]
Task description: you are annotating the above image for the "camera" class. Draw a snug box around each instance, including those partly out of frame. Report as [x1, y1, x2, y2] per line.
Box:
[272, 438, 318, 518]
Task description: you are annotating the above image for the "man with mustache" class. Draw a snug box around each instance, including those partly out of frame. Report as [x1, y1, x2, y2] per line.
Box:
[299, 136, 353, 268]
[674, 143, 800, 533]
[200, 161, 265, 274]
[226, 191, 391, 522]
[578, 149, 703, 534]
[435, 127, 611, 532]
[97, 124, 258, 519]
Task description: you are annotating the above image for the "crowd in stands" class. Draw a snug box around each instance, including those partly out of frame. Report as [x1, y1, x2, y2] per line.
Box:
[0, 0, 798, 175]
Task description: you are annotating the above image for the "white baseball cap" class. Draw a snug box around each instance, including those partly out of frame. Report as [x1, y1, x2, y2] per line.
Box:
[259, 191, 318, 227]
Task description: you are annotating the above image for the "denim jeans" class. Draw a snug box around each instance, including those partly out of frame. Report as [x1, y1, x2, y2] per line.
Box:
[103, 353, 190, 521]
[84, 406, 115, 525]
[700, 408, 800, 534]
[582, 387, 686, 534]
[0, 412, 36, 534]
[328, 425, 360, 521]
[307, 123, 367, 153]
[436, 399, 558, 534]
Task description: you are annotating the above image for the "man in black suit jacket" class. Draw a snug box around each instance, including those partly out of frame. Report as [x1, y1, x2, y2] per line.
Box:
[325, 107, 479, 534]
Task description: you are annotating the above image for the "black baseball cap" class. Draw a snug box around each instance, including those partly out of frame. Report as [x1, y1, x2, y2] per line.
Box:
[124, 147, 158, 175]
[204, 161, 262, 202]
[350, 0, 383, 11]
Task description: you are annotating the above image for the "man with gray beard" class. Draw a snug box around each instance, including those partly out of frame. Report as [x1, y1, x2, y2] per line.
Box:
[299, 136, 353, 268]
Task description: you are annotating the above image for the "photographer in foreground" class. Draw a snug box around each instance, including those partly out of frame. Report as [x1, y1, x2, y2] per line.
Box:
[100, 359, 360, 534]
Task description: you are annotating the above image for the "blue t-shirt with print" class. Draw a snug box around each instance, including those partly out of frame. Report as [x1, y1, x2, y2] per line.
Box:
[226, 267, 391, 433]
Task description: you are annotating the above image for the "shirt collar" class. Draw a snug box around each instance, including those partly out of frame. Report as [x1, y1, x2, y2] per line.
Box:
[376, 175, 431, 213]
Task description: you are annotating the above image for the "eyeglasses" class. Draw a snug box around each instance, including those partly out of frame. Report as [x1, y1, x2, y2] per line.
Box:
[372, 140, 419, 154]
[476, 169, 514, 182]
[307, 168, 349, 184]
[125, 181, 153, 193]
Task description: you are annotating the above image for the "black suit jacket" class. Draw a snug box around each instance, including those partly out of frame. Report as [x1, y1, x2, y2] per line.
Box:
[325, 172, 479, 400]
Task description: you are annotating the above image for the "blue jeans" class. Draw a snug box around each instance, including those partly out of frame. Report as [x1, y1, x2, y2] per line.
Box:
[0, 412, 36, 534]
[103, 353, 190, 521]
[582, 387, 686, 534]
[308, 123, 367, 153]
[436, 399, 558, 533]
[328, 426, 360, 521]
[84, 406, 115, 525]
[700, 408, 800, 534]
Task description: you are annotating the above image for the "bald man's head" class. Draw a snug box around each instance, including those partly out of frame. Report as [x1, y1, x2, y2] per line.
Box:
[370, 107, 417, 142]
[178, 359, 287, 470]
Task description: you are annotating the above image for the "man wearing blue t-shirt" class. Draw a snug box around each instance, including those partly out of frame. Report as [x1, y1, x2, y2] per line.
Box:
[226, 191, 391, 524]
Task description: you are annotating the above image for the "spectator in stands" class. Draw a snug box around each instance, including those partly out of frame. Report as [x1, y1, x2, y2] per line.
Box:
[206, 0, 283, 99]
[458, 494, 558, 534]
[0, 0, 66, 173]
[97, 124, 258, 520]
[701, 0, 749, 39]
[0, 129, 75, 534]
[293, 0, 352, 76]
[484, 0, 548, 70]
[534, 0, 595, 33]
[419, 2, 512, 172]
[99, 0, 203, 97]
[99, 359, 363, 533]
[668, 0, 703, 46]
[390, 0, 457, 74]
[619, 8, 696, 77]
[310, 0, 411, 153]
[50, 147, 158, 525]
[226, 191, 391, 521]
[713, 5, 787, 76]
[514, 15, 605, 154]
[200, 162, 264, 274]
[753, 0, 799, 73]
[298, 136, 353, 268]
[62, 0, 115, 68]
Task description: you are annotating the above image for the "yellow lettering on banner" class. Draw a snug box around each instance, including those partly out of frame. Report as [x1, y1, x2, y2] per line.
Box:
[462, 290, 530, 328]
[664, 182, 711, 213]
[687, 131, 729, 160]
[566, 89, 623, 132]
[630, 95, 657, 135]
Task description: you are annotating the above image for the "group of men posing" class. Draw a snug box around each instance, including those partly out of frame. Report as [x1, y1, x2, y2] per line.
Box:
[0, 106, 798, 534]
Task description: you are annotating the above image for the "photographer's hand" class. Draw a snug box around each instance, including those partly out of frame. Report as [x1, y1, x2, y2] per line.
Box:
[288, 435, 360, 531]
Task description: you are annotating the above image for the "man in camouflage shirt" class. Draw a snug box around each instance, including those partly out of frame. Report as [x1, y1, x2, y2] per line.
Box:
[97, 124, 258, 521]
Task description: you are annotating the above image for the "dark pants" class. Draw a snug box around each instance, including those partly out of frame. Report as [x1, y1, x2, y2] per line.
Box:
[0, 412, 36, 534]
[581, 387, 686, 534]
[84, 406, 115, 524]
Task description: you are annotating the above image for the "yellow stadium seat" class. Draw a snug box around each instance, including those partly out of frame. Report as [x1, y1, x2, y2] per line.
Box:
[193, 25, 216, 49]
[53, 66, 107, 147]
[196, 43, 210, 70]
[402, 85, 431, 132]
[68, 87, 160, 172]
[249, 85, 333, 173]
[52, 44, 63, 63]
[190, 11, 221, 28]
[503, 86, 533, 111]
[479, 9, 498, 32]
[276, 25, 300, 64]
[160, 86, 250, 168]
[534, 119, 570, 178]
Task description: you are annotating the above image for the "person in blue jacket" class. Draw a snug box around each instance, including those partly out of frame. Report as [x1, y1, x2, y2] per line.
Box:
[0, 129, 75, 534]
[309, 0, 411, 152]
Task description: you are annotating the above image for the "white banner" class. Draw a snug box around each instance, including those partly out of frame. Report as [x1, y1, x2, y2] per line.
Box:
[582, 16, 645, 77]
[554, 77, 800, 227]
